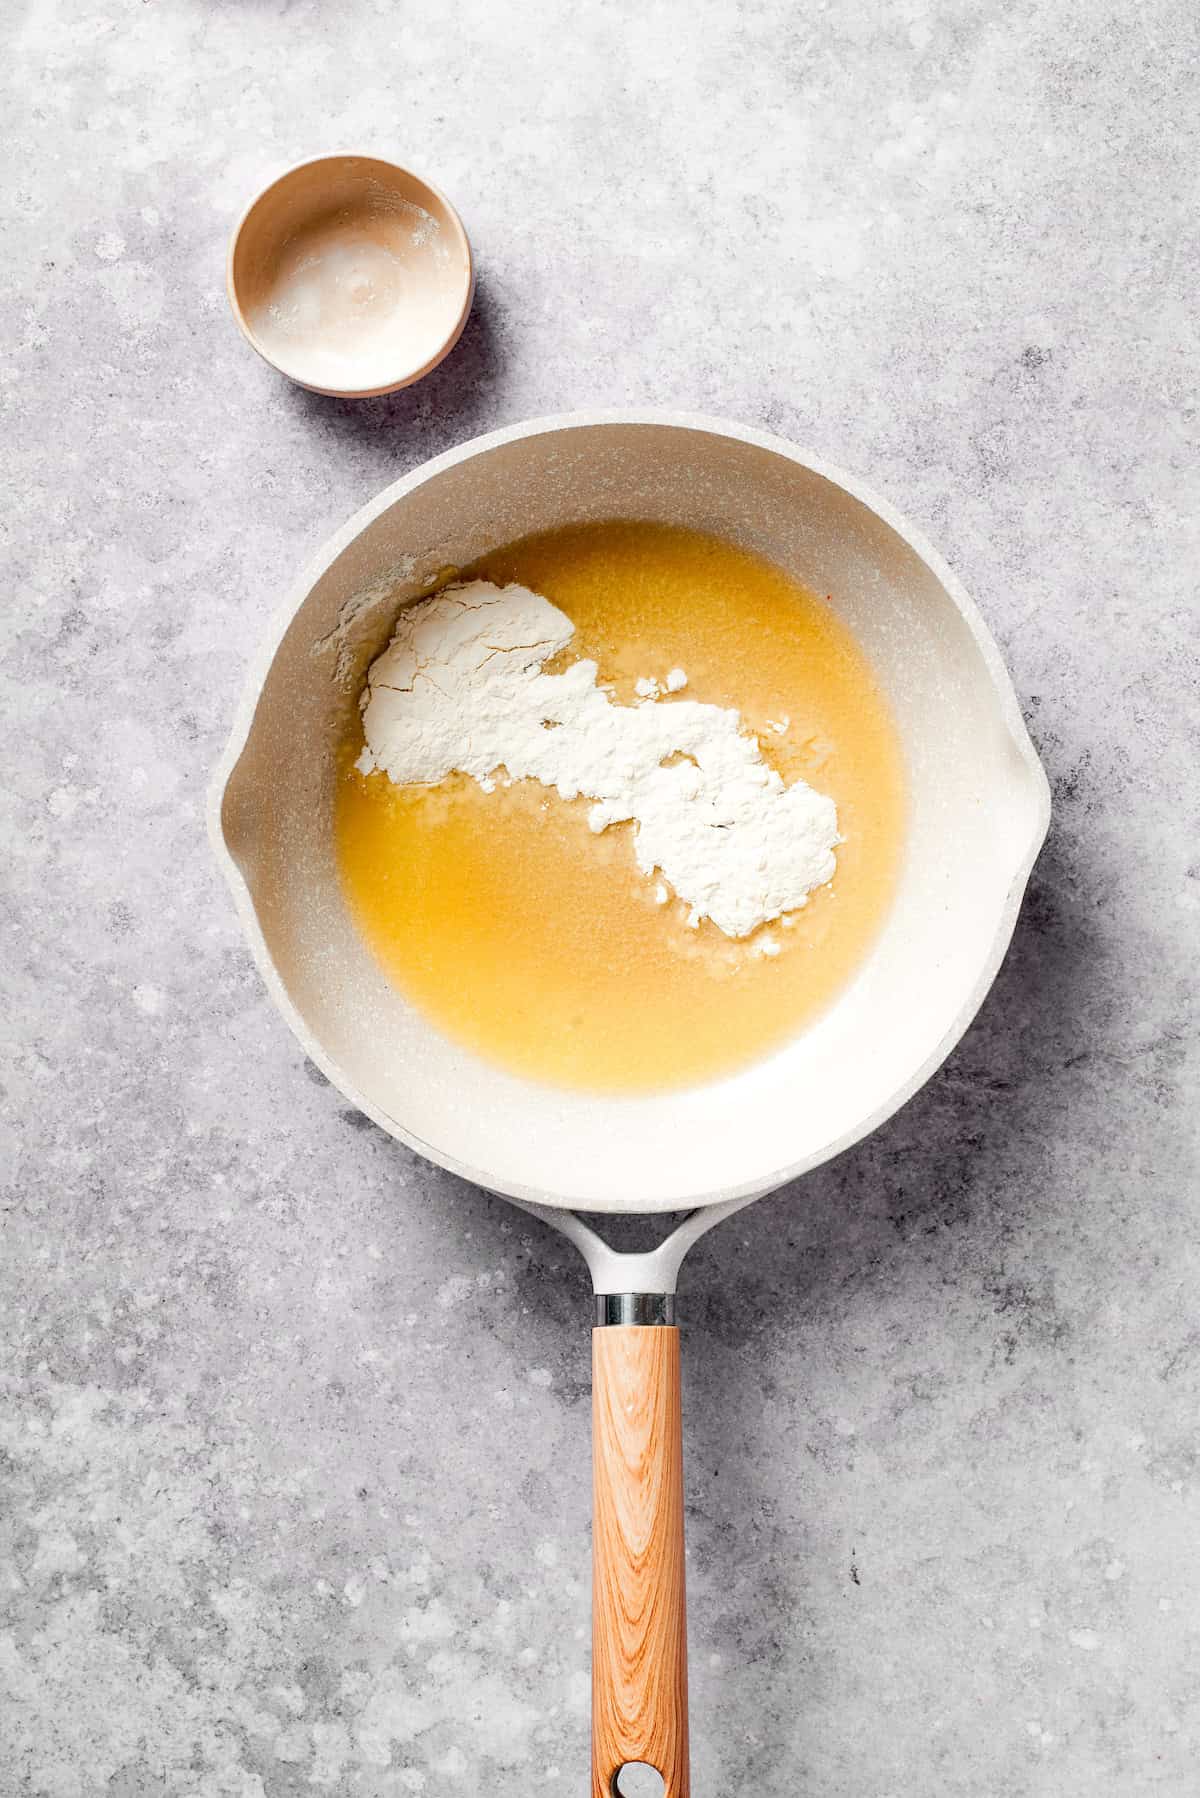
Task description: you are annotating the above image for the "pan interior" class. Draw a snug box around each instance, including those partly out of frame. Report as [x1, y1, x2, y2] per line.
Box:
[217, 420, 1048, 1212]
[334, 520, 908, 1093]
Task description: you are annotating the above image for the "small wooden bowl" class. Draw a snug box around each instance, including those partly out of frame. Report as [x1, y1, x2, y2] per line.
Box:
[227, 154, 474, 398]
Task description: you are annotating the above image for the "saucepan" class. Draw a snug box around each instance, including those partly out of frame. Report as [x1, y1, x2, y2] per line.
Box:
[210, 411, 1050, 1796]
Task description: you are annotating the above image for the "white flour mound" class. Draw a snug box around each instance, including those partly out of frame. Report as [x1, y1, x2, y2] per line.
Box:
[356, 580, 840, 938]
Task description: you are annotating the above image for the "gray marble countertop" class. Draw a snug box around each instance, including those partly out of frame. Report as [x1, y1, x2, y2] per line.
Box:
[3, 2, 1198, 1793]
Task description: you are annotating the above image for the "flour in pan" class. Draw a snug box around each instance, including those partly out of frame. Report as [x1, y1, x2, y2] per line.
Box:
[356, 580, 840, 938]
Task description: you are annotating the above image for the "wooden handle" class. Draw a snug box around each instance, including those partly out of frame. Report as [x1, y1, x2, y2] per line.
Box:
[591, 1326, 689, 1798]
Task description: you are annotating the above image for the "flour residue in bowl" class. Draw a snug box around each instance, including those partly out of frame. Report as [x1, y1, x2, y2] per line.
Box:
[336, 519, 907, 1092]
[248, 197, 457, 391]
[357, 580, 840, 937]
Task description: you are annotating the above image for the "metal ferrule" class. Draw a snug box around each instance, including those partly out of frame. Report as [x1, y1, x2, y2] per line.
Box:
[594, 1293, 676, 1327]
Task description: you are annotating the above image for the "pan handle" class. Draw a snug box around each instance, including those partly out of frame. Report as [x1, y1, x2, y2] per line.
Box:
[591, 1296, 689, 1797]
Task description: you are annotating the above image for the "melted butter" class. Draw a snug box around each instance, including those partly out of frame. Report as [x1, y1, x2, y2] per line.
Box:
[335, 521, 906, 1092]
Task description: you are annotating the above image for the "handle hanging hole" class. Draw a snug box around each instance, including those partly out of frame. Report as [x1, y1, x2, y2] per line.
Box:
[613, 1764, 666, 1798]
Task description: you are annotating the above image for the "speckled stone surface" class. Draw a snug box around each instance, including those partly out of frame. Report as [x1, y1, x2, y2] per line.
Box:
[3, 2, 1198, 1793]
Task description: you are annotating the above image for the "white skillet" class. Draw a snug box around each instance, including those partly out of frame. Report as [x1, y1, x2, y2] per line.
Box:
[210, 412, 1050, 1796]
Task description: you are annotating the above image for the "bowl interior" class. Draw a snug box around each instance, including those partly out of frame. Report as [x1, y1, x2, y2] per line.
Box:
[216, 419, 1048, 1212]
[228, 155, 473, 396]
